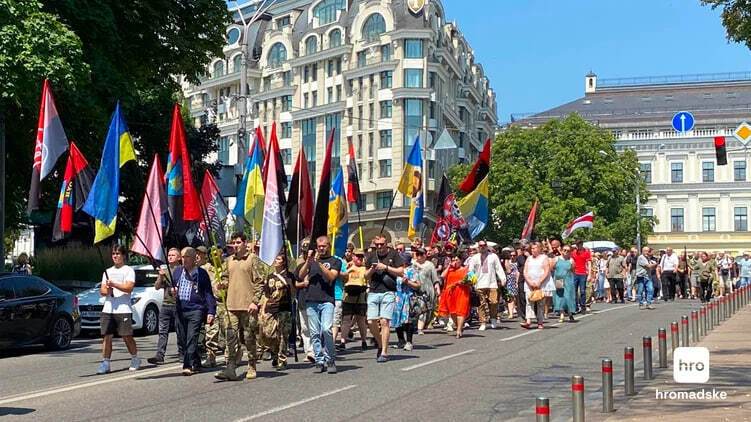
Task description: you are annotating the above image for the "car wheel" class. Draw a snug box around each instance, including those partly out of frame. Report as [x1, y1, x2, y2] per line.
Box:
[142, 305, 159, 335]
[46, 316, 73, 350]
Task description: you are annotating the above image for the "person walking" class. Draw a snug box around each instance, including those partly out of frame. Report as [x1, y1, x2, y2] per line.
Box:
[12, 253, 32, 275]
[501, 249, 519, 320]
[197, 246, 228, 368]
[148, 247, 182, 366]
[96, 245, 140, 374]
[340, 249, 370, 350]
[412, 247, 440, 335]
[553, 245, 576, 322]
[570, 240, 591, 313]
[696, 252, 718, 303]
[676, 253, 688, 299]
[658, 247, 679, 302]
[259, 251, 294, 371]
[438, 254, 470, 338]
[607, 249, 627, 304]
[393, 265, 422, 350]
[467, 240, 505, 330]
[635, 247, 657, 310]
[716, 252, 733, 296]
[294, 237, 315, 363]
[522, 242, 549, 329]
[215, 232, 263, 381]
[365, 235, 405, 362]
[736, 251, 751, 289]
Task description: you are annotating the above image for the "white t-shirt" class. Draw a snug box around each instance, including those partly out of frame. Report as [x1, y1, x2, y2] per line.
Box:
[101, 265, 136, 314]
[659, 254, 679, 272]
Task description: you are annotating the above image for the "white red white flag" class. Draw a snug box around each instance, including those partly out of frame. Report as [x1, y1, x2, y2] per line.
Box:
[561, 211, 594, 239]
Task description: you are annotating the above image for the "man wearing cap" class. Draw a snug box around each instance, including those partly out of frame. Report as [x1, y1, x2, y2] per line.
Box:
[467, 240, 505, 330]
[736, 251, 751, 289]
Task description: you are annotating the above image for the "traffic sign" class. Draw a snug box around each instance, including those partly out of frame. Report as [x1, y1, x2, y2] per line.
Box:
[733, 122, 751, 146]
[672, 111, 695, 133]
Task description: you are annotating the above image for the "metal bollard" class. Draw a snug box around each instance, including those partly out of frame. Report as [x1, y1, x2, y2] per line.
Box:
[670, 322, 679, 353]
[699, 306, 707, 337]
[658, 328, 668, 368]
[572, 375, 585, 422]
[711, 298, 718, 327]
[691, 311, 699, 344]
[625, 346, 636, 396]
[681, 315, 689, 347]
[535, 397, 550, 422]
[722, 295, 728, 320]
[602, 359, 614, 413]
[708, 300, 714, 329]
[643, 336, 653, 380]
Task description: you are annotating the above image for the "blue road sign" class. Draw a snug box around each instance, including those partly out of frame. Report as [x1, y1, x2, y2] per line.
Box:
[672, 111, 695, 133]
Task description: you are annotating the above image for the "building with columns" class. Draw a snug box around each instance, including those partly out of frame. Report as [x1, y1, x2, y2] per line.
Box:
[181, 0, 498, 243]
[514, 71, 751, 253]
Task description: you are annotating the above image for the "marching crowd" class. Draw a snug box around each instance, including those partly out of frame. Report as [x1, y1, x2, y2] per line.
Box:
[94, 235, 750, 377]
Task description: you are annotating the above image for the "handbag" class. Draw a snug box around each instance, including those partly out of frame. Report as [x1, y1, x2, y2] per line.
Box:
[528, 288, 544, 303]
[554, 278, 565, 290]
[409, 292, 429, 317]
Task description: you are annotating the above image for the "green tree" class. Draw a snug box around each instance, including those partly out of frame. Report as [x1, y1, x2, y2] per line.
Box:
[448, 114, 654, 247]
[702, 0, 751, 49]
[2, 0, 229, 247]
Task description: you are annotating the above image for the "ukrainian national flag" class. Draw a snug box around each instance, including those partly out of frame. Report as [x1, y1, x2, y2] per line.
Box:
[398, 137, 423, 239]
[82, 102, 136, 243]
[328, 167, 348, 257]
[458, 175, 489, 239]
[234, 135, 265, 233]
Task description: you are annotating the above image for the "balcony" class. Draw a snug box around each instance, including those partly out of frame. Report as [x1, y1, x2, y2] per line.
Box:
[613, 128, 733, 142]
[290, 100, 345, 121]
[344, 59, 398, 81]
[198, 70, 241, 89]
[289, 45, 350, 68]
[391, 87, 432, 100]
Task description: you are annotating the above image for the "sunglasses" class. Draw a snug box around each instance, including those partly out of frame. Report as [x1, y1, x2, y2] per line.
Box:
[374, 243, 386, 247]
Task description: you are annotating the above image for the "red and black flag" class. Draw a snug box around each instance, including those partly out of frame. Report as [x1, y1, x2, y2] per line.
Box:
[52, 142, 94, 241]
[346, 136, 362, 210]
[285, 147, 314, 243]
[263, 122, 288, 207]
[309, 129, 336, 251]
[198, 170, 229, 247]
[520, 199, 539, 241]
[435, 173, 451, 214]
[459, 138, 491, 193]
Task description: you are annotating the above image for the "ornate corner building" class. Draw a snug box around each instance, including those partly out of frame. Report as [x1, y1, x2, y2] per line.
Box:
[513, 71, 751, 253]
[181, 0, 498, 244]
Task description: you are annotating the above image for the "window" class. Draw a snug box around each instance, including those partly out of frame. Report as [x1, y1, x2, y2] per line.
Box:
[313, 0, 345, 26]
[357, 51, 367, 67]
[312, 63, 318, 81]
[380, 100, 392, 118]
[368, 104, 374, 127]
[379, 130, 392, 148]
[303, 93, 309, 108]
[357, 134, 363, 159]
[404, 39, 423, 58]
[227, 27, 241, 45]
[312, 91, 318, 106]
[325, 112, 342, 177]
[368, 162, 374, 180]
[336, 58, 341, 74]
[305, 36, 318, 55]
[267, 43, 287, 69]
[368, 132, 373, 157]
[218, 136, 230, 163]
[336, 85, 342, 101]
[281, 148, 292, 165]
[302, 118, 317, 183]
[358, 105, 363, 130]
[380, 71, 392, 88]
[639, 163, 652, 184]
[369, 74, 375, 98]
[640, 208, 654, 218]
[702, 207, 716, 232]
[381, 44, 391, 61]
[379, 159, 392, 177]
[671, 162, 683, 183]
[327, 87, 333, 103]
[14, 277, 49, 298]
[735, 160, 747, 181]
[281, 122, 292, 138]
[327, 60, 334, 77]
[376, 191, 392, 209]
[277, 16, 291, 28]
[232, 55, 242, 73]
[404, 69, 423, 88]
[329, 29, 342, 47]
[735, 207, 748, 231]
[404, 99, 422, 157]
[671, 208, 684, 232]
[362, 13, 386, 43]
[702, 161, 714, 182]
[281, 95, 292, 112]
[213, 61, 225, 77]
[0, 280, 14, 301]
[283, 71, 292, 87]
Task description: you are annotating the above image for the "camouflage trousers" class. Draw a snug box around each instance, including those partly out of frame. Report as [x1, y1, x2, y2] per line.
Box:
[225, 310, 258, 368]
[259, 311, 291, 364]
[204, 304, 227, 360]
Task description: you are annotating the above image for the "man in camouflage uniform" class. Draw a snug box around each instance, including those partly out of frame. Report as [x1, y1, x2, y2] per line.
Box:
[198, 246, 228, 368]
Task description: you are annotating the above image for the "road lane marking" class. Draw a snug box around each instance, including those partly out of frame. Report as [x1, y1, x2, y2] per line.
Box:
[235, 384, 357, 421]
[592, 303, 637, 313]
[400, 349, 476, 371]
[499, 330, 539, 342]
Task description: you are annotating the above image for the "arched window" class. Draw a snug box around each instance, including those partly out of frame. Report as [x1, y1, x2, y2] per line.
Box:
[213, 61, 225, 77]
[329, 29, 342, 48]
[232, 55, 242, 73]
[267, 43, 287, 69]
[313, 0, 345, 26]
[362, 13, 386, 43]
[305, 36, 318, 55]
[226, 27, 241, 45]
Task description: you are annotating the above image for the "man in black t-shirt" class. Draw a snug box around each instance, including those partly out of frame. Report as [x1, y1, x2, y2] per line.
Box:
[297, 236, 342, 374]
[365, 235, 405, 363]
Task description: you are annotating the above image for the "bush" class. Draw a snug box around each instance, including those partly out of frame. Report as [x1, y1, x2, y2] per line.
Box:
[34, 243, 109, 283]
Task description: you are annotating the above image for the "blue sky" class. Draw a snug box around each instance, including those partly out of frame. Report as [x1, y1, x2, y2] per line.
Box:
[441, 0, 751, 122]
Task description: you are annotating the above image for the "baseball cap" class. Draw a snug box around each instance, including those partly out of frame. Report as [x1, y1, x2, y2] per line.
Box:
[196, 246, 209, 254]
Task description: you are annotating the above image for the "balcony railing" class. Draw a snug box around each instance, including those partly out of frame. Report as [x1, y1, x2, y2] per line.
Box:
[613, 127, 734, 141]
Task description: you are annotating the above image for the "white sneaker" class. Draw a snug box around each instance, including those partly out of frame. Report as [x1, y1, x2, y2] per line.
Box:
[97, 360, 110, 375]
[490, 319, 497, 329]
[478, 324, 487, 331]
[445, 323, 454, 333]
[129, 357, 141, 371]
[404, 342, 413, 351]
[464, 322, 470, 328]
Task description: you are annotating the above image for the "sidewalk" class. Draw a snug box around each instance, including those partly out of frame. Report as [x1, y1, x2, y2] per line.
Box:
[602, 304, 751, 422]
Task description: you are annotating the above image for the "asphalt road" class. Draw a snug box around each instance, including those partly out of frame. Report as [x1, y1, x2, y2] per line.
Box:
[0, 300, 705, 422]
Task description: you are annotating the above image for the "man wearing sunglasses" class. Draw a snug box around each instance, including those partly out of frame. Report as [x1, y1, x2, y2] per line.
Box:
[365, 235, 405, 362]
[467, 240, 505, 330]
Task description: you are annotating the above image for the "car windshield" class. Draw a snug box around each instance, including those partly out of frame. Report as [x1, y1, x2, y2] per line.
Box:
[134, 268, 158, 288]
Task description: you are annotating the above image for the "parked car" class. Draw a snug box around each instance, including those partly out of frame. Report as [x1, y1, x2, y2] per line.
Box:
[77, 265, 163, 335]
[0, 273, 81, 350]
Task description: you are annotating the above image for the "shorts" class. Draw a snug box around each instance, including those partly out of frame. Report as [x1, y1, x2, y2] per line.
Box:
[101, 312, 133, 337]
[690, 273, 700, 288]
[721, 277, 734, 290]
[333, 300, 343, 327]
[341, 301, 367, 316]
[367, 291, 396, 321]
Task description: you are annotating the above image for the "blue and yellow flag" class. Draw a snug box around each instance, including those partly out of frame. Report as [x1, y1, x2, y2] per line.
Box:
[328, 167, 348, 257]
[82, 102, 136, 243]
[234, 135, 265, 233]
[398, 137, 423, 238]
[458, 175, 489, 239]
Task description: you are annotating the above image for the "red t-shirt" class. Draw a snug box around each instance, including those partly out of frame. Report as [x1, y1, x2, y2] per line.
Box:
[571, 248, 591, 275]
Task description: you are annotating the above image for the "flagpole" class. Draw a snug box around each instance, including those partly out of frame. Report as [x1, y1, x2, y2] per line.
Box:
[356, 207, 364, 250]
[379, 189, 399, 234]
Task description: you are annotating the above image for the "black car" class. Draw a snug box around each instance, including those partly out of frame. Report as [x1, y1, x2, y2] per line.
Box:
[0, 273, 81, 350]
